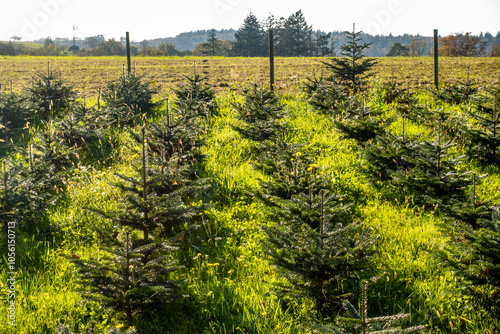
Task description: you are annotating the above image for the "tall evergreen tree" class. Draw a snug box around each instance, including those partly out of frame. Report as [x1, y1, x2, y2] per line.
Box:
[277, 10, 313, 57]
[207, 29, 219, 57]
[234, 13, 266, 56]
[314, 32, 332, 57]
[386, 42, 409, 56]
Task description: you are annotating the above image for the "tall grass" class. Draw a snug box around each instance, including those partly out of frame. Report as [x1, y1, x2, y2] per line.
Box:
[1, 87, 499, 333]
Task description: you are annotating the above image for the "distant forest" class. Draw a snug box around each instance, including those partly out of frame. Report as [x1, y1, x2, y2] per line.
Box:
[2, 11, 500, 57]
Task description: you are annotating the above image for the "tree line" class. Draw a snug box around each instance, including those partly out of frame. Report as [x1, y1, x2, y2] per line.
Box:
[2, 10, 500, 57]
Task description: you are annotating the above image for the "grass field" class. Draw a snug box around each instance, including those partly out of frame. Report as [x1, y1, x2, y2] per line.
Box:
[0, 56, 499, 94]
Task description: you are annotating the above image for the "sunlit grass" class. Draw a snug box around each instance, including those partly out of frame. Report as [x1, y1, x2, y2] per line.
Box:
[2, 83, 500, 333]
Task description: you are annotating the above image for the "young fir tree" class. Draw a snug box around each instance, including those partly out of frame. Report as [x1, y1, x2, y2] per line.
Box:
[445, 171, 500, 230]
[378, 80, 405, 105]
[91, 72, 212, 239]
[434, 71, 478, 105]
[303, 69, 352, 117]
[102, 73, 159, 126]
[463, 84, 500, 164]
[56, 103, 88, 150]
[90, 126, 207, 241]
[9, 122, 79, 236]
[362, 131, 421, 183]
[70, 230, 183, 326]
[362, 108, 473, 213]
[26, 67, 76, 121]
[257, 146, 375, 314]
[375, 80, 429, 127]
[231, 83, 286, 154]
[72, 76, 211, 326]
[147, 110, 205, 175]
[56, 98, 119, 165]
[172, 69, 216, 117]
[255, 145, 312, 201]
[322, 24, 377, 94]
[437, 211, 500, 320]
[262, 168, 375, 315]
[318, 278, 425, 333]
[390, 113, 472, 210]
[141, 77, 211, 233]
[144, 118, 209, 236]
[393, 84, 427, 122]
[0, 90, 31, 143]
[333, 98, 389, 145]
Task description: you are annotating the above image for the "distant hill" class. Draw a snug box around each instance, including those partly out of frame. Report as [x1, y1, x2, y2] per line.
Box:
[14, 28, 500, 57]
[145, 29, 236, 51]
[28, 29, 237, 52]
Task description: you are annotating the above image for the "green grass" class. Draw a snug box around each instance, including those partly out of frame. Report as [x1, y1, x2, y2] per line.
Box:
[1, 83, 500, 333]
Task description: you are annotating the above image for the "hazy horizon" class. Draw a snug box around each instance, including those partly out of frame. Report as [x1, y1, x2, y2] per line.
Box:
[1, 0, 499, 42]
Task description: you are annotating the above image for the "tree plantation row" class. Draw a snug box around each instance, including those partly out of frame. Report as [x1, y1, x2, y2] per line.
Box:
[0, 28, 499, 333]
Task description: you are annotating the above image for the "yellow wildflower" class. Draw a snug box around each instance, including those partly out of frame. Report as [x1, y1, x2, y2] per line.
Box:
[207, 262, 220, 267]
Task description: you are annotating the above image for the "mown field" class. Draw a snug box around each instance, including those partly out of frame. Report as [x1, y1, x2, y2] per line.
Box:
[0, 56, 499, 93]
[0, 56, 500, 334]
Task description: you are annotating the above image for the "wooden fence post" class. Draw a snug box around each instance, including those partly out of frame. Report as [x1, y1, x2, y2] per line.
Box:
[268, 29, 275, 91]
[434, 29, 439, 90]
[126, 32, 131, 75]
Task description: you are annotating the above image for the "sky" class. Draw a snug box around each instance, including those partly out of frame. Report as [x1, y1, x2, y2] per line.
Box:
[1, 0, 499, 42]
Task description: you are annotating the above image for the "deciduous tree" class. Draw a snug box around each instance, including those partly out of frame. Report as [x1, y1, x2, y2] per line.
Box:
[409, 39, 427, 56]
[440, 32, 485, 56]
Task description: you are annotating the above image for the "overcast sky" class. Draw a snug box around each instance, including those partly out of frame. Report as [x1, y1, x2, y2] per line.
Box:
[1, 0, 499, 42]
